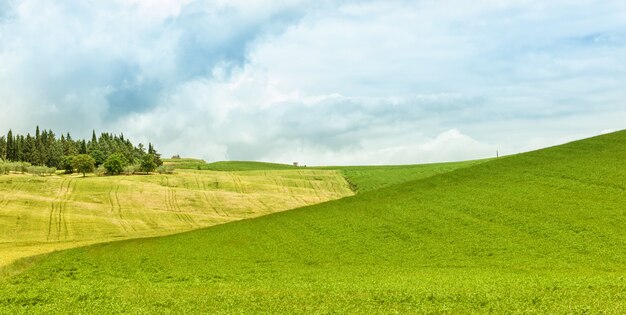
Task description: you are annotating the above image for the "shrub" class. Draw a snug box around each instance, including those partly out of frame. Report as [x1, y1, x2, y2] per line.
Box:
[123, 164, 138, 175]
[59, 155, 75, 174]
[157, 165, 175, 174]
[139, 154, 157, 174]
[72, 154, 96, 177]
[103, 153, 128, 175]
[94, 165, 106, 176]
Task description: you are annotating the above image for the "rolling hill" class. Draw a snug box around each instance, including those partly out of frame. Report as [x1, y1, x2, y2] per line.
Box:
[1, 131, 625, 313]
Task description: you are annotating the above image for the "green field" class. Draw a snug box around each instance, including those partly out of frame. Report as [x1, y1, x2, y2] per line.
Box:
[0, 169, 354, 267]
[164, 159, 300, 171]
[1, 131, 626, 313]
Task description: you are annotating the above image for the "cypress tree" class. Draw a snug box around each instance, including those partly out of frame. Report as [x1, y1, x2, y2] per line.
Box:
[6, 130, 14, 161]
[0, 136, 6, 160]
[16, 135, 24, 161]
[80, 140, 87, 154]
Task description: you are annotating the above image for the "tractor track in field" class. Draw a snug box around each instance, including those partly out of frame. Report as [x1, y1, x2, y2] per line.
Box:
[199, 178, 228, 217]
[109, 182, 133, 233]
[235, 175, 246, 194]
[229, 173, 245, 194]
[163, 176, 196, 227]
[172, 187, 197, 227]
[303, 176, 322, 201]
[63, 180, 76, 240]
[47, 178, 73, 242]
[272, 177, 287, 194]
[0, 178, 29, 207]
[254, 197, 272, 214]
[47, 179, 65, 242]
[115, 183, 136, 231]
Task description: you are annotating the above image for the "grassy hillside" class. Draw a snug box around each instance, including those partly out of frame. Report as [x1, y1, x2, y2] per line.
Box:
[0, 169, 353, 267]
[165, 159, 298, 171]
[1, 131, 626, 313]
[318, 160, 486, 192]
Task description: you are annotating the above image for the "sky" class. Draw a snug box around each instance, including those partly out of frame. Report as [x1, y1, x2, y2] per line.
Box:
[0, 0, 625, 165]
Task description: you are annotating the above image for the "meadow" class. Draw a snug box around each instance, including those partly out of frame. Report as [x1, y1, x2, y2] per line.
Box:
[0, 131, 625, 313]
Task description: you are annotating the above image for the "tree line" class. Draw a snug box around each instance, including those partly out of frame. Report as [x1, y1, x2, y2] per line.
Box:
[0, 126, 164, 175]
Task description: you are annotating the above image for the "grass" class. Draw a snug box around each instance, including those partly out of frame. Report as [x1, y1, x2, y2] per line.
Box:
[0, 169, 353, 267]
[1, 131, 626, 313]
[164, 159, 299, 171]
[317, 159, 486, 192]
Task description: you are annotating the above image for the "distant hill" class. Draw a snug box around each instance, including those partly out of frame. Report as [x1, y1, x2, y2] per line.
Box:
[164, 159, 298, 171]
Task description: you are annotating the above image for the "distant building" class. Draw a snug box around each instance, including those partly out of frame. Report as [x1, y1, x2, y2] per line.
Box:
[293, 162, 299, 167]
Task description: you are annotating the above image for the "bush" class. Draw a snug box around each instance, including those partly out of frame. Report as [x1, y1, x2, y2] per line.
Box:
[60, 155, 75, 174]
[124, 164, 139, 175]
[94, 165, 106, 176]
[139, 154, 157, 174]
[103, 153, 128, 175]
[18, 162, 31, 173]
[25, 166, 56, 176]
[27, 166, 43, 176]
[157, 165, 175, 174]
[72, 154, 96, 177]
[0, 163, 9, 175]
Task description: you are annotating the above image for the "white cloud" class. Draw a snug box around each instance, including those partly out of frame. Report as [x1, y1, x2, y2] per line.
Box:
[1, 0, 626, 165]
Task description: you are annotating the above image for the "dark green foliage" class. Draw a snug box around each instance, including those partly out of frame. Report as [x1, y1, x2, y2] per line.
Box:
[79, 140, 87, 154]
[59, 156, 74, 174]
[72, 154, 96, 177]
[0, 136, 6, 160]
[139, 154, 157, 174]
[148, 143, 163, 166]
[88, 149, 106, 167]
[103, 153, 128, 175]
[5, 130, 15, 161]
[0, 127, 161, 172]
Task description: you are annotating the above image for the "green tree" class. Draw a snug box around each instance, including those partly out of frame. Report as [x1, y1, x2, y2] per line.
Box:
[72, 154, 95, 177]
[89, 149, 106, 167]
[103, 153, 128, 175]
[0, 136, 6, 160]
[79, 140, 87, 154]
[23, 134, 35, 164]
[139, 154, 157, 174]
[6, 130, 15, 161]
[47, 141, 63, 168]
[148, 143, 163, 166]
[59, 155, 75, 174]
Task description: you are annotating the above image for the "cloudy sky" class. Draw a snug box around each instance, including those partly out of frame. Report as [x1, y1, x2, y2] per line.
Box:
[0, 0, 625, 165]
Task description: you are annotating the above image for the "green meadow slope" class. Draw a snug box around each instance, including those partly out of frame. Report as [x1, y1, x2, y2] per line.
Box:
[318, 160, 486, 192]
[1, 131, 626, 313]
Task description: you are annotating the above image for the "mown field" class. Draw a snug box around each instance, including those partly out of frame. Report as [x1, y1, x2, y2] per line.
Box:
[0, 168, 354, 267]
[1, 131, 626, 313]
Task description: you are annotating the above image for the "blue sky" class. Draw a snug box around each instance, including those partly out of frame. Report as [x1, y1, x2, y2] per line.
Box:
[0, 0, 625, 165]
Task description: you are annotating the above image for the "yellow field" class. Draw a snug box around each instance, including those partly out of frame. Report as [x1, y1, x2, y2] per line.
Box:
[0, 169, 353, 267]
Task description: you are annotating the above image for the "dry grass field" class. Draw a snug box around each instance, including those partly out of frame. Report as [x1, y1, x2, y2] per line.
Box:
[0, 169, 353, 267]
